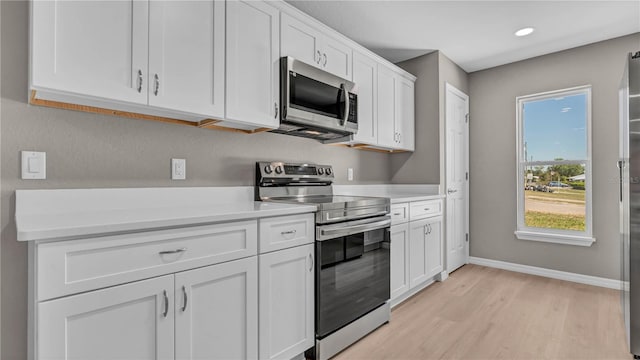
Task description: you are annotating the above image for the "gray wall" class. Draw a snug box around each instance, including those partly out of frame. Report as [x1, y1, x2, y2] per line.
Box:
[391, 51, 468, 185]
[469, 33, 640, 280]
[0, 1, 391, 359]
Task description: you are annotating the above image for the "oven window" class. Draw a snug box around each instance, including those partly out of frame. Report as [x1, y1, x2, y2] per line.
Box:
[290, 72, 345, 119]
[316, 228, 390, 338]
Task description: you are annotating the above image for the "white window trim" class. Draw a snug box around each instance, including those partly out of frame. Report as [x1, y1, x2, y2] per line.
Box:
[514, 85, 595, 247]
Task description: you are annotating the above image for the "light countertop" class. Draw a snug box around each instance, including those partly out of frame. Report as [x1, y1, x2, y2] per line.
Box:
[15, 188, 316, 242]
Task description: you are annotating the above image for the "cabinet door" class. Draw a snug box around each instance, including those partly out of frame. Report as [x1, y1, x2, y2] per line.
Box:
[352, 52, 378, 144]
[259, 244, 314, 360]
[38, 275, 174, 360]
[425, 218, 444, 278]
[377, 64, 397, 148]
[175, 257, 258, 360]
[226, 0, 280, 128]
[409, 218, 430, 288]
[281, 13, 322, 67]
[148, 0, 225, 118]
[321, 36, 353, 80]
[31, 0, 149, 104]
[396, 76, 416, 151]
[390, 223, 410, 301]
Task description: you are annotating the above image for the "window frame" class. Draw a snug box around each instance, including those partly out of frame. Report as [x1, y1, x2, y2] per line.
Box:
[514, 85, 595, 247]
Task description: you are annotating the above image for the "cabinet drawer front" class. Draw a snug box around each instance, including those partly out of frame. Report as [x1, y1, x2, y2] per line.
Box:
[409, 200, 442, 221]
[259, 213, 314, 253]
[390, 203, 409, 225]
[37, 220, 257, 301]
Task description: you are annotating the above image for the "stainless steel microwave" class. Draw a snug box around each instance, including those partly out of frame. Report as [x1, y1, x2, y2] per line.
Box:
[270, 56, 358, 142]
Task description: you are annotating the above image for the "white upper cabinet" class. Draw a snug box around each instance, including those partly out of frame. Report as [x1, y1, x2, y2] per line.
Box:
[352, 52, 378, 145]
[281, 13, 352, 80]
[226, 0, 280, 128]
[377, 65, 397, 148]
[148, 0, 225, 118]
[31, 0, 149, 104]
[396, 75, 416, 151]
[376, 64, 415, 151]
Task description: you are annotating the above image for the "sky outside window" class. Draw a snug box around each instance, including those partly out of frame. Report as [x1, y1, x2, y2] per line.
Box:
[523, 94, 587, 161]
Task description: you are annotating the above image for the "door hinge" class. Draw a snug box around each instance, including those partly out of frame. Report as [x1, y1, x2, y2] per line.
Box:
[466, 233, 469, 242]
[466, 172, 469, 180]
[465, 114, 469, 123]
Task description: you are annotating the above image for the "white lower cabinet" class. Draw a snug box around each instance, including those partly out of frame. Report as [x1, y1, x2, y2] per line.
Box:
[175, 257, 258, 360]
[390, 200, 444, 306]
[38, 257, 259, 360]
[259, 244, 315, 360]
[409, 217, 443, 287]
[32, 214, 315, 360]
[38, 275, 175, 360]
[390, 223, 410, 300]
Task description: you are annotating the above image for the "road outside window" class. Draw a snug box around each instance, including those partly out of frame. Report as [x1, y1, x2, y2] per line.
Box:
[515, 86, 594, 246]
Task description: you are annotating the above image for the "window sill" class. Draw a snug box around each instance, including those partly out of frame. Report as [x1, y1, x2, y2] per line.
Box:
[514, 230, 595, 247]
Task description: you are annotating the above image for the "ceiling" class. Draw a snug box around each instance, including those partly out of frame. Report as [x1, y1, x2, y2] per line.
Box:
[284, 0, 640, 72]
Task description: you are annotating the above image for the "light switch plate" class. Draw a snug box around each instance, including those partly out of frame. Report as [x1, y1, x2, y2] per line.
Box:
[347, 168, 354, 181]
[172, 158, 186, 180]
[22, 151, 46, 179]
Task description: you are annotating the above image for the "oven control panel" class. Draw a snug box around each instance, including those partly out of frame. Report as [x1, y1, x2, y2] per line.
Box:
[256, 162, 334, 182]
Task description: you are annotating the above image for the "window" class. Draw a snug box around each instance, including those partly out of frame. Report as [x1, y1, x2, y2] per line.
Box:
[515, 85, 594, 246]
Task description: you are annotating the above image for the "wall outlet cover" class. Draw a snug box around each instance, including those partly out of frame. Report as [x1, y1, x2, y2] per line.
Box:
[347, 168, 354, 181]
[171, 158, 186, 180]
[21, 151, 46, 180]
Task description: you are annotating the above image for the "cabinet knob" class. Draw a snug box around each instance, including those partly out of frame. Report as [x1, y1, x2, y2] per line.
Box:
[154, 74, 160, 96]
[162, 290, 169, 318]
[181, 285, 188, 312]
[136, 69, 143, 93]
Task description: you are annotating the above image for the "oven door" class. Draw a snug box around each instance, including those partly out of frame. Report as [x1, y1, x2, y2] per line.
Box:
[315, 216, 391, 338]
[281, 56, 357, 134]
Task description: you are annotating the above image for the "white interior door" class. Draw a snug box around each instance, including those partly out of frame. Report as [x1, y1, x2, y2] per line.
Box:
[445, 83, 469, 273]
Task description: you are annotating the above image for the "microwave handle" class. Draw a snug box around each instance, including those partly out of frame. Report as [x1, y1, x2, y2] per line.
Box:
[340, 83, 350, 127]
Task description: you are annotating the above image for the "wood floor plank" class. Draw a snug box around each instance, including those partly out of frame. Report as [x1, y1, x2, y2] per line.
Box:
[333, 264, 631, 360]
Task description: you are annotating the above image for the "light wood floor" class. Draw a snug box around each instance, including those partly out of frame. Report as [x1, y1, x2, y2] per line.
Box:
[334, 264, 631, 360]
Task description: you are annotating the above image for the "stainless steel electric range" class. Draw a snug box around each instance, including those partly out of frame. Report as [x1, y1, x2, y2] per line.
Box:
[256, 161, 391, 360]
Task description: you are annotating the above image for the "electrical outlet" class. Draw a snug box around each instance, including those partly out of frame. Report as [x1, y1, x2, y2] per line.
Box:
[172, 159, 186, 180]
[347, 168, 354, 181]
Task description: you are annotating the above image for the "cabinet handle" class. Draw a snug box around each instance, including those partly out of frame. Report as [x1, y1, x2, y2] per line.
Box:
[154, 74, 160, 96]
[162, 290, 169, 318]
[309, 253, 314, 272]
[281, 230, 297, 235]
[393, 212, 402, 216]
[323, 53, 327, 66]
[316, 50, 322, 64]
[181, 285, 188, 312]
[424, 208, 430, 211]
[159, 247, 187, 255]
[274, 102, 279, 119]
[136, 69, 143, 93]
[447, 189, 458, 194]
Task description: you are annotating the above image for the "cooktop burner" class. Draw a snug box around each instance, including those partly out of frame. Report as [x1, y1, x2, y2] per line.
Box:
[255, 162, 390, 224]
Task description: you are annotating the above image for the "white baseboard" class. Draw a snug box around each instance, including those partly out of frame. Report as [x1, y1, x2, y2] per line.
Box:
[468, 256, 622, 290]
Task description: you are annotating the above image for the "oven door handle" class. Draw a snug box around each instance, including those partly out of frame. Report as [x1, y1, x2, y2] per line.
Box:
[317, 217, 391, 241]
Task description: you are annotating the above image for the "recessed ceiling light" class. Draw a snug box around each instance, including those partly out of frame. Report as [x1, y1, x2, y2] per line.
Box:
[515, 27, 535, 37]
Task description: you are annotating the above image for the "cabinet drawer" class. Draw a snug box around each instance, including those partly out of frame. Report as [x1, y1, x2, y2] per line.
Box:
[259, 213, 314, 253]
[390, 203, 409, 225]
[36, 220, 258, 301]
[409, 200, 442, 221]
